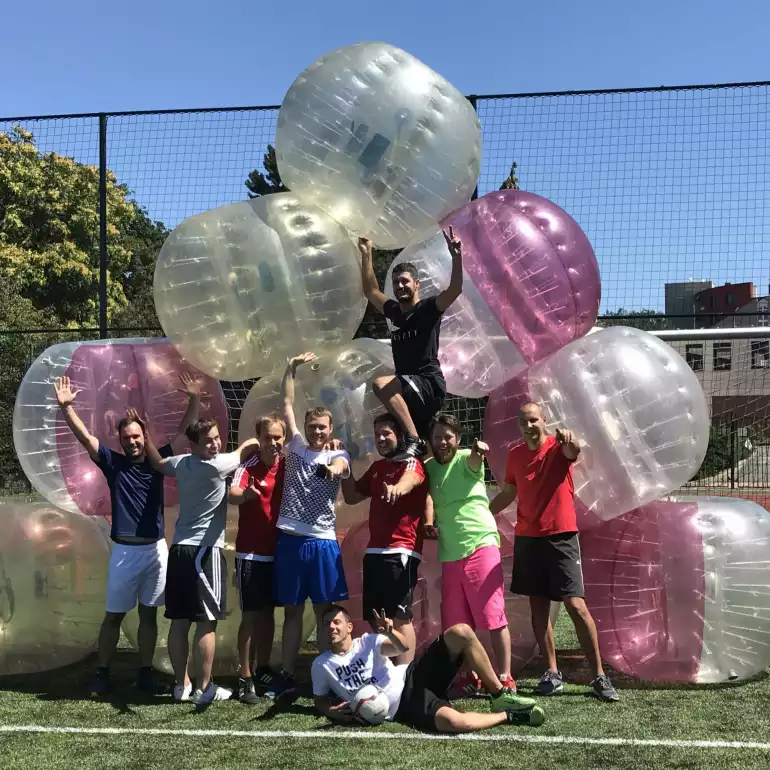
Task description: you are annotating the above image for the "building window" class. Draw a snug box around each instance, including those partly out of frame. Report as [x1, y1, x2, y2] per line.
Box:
[726, 293, 735, 305]
[685, 344, 704, 371]
[752, 340, 770, 369]
[714, 342, 732, 371]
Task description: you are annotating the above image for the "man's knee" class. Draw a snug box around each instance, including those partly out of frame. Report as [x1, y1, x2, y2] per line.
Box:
[373, 375, 397, 396]
[285, 603, 306, 621]
[103, 611, 125, 627]
[434, 706, 469, 734]
[444, 623, 475, 649]
[137, 604, 158, 623]
[564, 596, 591, 620]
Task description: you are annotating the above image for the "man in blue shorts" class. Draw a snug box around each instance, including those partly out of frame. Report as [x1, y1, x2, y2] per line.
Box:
[270, 351, 351, 697]
[359, 229, 464, 458]
[54, 373, 200, 698]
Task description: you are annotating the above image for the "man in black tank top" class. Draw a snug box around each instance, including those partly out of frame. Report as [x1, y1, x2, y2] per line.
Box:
[359, 228, 464, 459]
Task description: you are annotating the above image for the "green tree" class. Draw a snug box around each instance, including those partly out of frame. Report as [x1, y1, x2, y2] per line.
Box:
[245, 144, 287, 198]
[500, 161, 519, 190]
[600, 308, 674, 332]
[0, 126, 167, 328]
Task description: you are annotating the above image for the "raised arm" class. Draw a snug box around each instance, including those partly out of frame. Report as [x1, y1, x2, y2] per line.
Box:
[236, 437, 260, 463]
[282, 352, 316, 437]
[490, 482, 518, 516]
[466, 438, 488, 474]
[341, 470, 368, 506]
[54, 377, 99, 462]
[556, 428, 581, 461]
[372, 610, 410, 658]
[435, 226, 463, 313]
[170, 372, 201, 453]
[358, 237, 388, 313]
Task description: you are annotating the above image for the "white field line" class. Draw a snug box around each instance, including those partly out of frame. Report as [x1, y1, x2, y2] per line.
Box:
[0, 724, 769, 750]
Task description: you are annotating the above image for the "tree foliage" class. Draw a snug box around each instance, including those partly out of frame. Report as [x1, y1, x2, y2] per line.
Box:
[600, 308, 674, 332]
[245, 144, 287, 198]
[0, 126, 166, 328]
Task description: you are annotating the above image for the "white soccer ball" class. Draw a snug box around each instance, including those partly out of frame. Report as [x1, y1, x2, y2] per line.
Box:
[351, 684, 390, 726]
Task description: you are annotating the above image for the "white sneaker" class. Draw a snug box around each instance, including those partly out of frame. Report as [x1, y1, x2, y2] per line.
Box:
[192, 683, 232, 705]
[173, 682, 193, 702]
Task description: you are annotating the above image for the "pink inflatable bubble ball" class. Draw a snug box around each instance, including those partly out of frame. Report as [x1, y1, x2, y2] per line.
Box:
[444, 190, 601, 365]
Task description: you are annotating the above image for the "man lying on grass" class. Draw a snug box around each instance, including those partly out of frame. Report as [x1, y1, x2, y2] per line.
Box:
[311, 606, 545, 733]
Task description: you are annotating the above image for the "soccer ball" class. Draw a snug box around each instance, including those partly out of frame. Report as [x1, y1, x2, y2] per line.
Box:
[351, 684, 390, 726]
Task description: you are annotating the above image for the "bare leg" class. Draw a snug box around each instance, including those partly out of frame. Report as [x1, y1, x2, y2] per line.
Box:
[97, 612, 124, 667]
[563, 597, 604, 677]
[442, 623, 503, 695]
[369, 618, 416, 665]
[314, 603, 332, 653]
[168, 619, 191, 687]
[435, 705, 508, 733]
[237, 610, 258, 678]
[489, 624, 512, 679]
[253, 607, 276, 669]
[373, 376, 419, 437]
[136, 604, 158, 668]
[281, 604, 305, 676]
[530, 596, 558, 671]
[193, 620, 217, 692]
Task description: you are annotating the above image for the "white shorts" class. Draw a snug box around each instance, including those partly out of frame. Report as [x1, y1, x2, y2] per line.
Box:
[105, 540, 168, 614]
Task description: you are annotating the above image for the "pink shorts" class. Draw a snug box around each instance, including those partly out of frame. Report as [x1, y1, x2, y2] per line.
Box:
[441, 544, 507, 631]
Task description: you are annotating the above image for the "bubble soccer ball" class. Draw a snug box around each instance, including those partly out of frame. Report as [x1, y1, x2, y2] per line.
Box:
[0, 502, 109, 675]
[385, 233, 524, 398]
[484, 326, 710, 521]
[122, 504, 316, 675]
[238, 338, 394, 469]
[340, 517, 557, 673]
[446, 190, 601, 365]
[153, 192, 367, 380]
[581, 496, 770, 683]
[12, 338, 228, 517]
[275, 42, 481, 249]
[351, 684, 390, 725]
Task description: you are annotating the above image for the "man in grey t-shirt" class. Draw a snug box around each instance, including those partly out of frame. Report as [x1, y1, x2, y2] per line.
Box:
[148, 418, 258, 705]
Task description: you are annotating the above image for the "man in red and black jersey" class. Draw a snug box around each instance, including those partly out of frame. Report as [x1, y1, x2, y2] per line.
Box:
[341, 413, 429, 664]
[229, 413, 286, 703]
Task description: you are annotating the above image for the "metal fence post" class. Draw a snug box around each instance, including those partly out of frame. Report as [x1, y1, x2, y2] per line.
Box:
[468, 94, 479, 201]
[98, 114, 108, 339]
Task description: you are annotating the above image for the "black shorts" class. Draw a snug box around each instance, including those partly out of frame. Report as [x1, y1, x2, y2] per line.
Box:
[510, 532, 585, 601]
[362, 553, 420, 623]
[236, 558, 275, 612]
[395, 635, 461, 732]
[396, 374, 445, 439]
[165, 545, 228, 621]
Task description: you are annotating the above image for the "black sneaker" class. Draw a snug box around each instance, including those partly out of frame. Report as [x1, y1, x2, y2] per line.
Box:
[253, 666, 278, 696]
[591, 674, 620, 702]
[136, 666, 168, 696]
[393, 435, 427, 461]
[537, 669, 564, 696]
[237, 677, 260, 704]
[506, 705, 545, 726]
[90, 667, 110, 698]
[265, 670, 296, 698]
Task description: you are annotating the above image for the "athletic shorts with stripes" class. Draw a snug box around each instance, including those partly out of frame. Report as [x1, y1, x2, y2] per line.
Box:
[164, 544, 227, 622]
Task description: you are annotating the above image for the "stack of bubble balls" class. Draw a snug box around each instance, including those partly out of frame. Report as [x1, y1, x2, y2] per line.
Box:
[9, 40, 770, 684]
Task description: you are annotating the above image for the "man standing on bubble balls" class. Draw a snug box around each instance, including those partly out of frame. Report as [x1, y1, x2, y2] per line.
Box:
[340, 412, 430, 665]
[269, 351, 352, 698]
[425, 413, 530, 703]
[54, 373, 200, 699]
[228, 412, 287, 703]
[359, 228, 464, 460]
[312, 605, 543, 732]
[490, 402, 620, 702]
[146, 419, 259, 705]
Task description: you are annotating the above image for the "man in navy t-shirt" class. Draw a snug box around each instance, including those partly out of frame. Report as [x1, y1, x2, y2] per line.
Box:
[359, 229, 464, 459]
[54, 373, 201, 698]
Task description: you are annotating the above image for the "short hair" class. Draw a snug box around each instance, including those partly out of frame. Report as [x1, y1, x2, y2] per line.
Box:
[392, 262, 419, 281]
[305, 406, 333, 427]
[519, 401, 543, 417]
[429, 412, 462, 438]
[117, 416, 144, 437]
[258, 412, 286, 437]
[322, 604, 351, 624]
[185, 418, 218, 444]
[373, 412, 403, 438]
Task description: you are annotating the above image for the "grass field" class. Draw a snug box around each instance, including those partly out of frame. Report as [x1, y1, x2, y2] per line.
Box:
[2, 615, 769, 770]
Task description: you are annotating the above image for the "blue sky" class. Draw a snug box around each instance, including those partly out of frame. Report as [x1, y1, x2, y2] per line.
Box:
[2, 0, 769, 312]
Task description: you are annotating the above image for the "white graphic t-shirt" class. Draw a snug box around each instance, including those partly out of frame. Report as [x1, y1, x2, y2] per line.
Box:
[276, 434, 351, 539]
[311, 633, 407, 721]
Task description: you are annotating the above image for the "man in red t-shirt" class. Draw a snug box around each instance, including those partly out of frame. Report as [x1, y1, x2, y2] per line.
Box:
[490, 402, 619, 703]
[341, 413, 428, 664]
[229, 413, 286, 703]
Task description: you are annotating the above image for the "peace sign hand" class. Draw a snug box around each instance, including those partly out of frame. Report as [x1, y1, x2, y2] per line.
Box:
[442, 225, 462, 258]
[371, 608, 394, 635]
